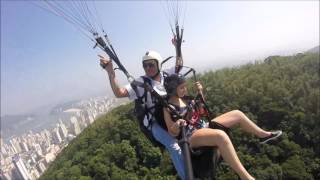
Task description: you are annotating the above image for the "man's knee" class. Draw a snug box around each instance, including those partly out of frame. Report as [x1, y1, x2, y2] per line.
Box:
[169, 142, 181, 152]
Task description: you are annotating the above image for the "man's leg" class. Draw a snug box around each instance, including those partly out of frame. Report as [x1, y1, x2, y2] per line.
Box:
[152, 122, 185, 179]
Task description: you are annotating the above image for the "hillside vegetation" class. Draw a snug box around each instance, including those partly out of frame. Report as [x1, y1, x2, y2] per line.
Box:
[40, 52, 319, 180]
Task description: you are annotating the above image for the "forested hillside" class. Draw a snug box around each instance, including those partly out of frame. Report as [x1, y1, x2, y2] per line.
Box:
[40, 52, 319, 180]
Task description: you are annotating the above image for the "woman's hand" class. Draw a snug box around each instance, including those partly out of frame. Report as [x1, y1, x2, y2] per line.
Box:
[176, 119, 187, 127]
[195, 81, 203, 93]
[170, 119, 187, 136]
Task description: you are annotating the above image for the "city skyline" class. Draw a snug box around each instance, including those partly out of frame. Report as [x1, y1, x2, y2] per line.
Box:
[1, 96, 123, 180]
[1, 96, 128, 141]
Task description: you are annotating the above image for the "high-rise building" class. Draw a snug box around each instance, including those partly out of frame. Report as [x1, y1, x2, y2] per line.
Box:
[51, 128, 62, 144]
[58, 120, 68, 140]
[0, 169, 11, 180]
[34, 144, 43, 157]
[40, 129, 52, 149]
[1, 138, 8, 157]
[12, 155, 32, 180]
[10, 138, 22, 154]
[36, 160, 46, 174]
[19, 141, 29, 152]
[29, 168, 40, 179]
[70, 116, 81, 135]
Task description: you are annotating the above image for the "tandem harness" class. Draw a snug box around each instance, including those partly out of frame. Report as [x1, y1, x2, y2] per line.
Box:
[130, 76, 167, 148]
[130, 75, 230, 180]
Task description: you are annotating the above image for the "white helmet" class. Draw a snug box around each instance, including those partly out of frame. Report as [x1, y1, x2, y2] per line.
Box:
[142, 50, 163, 62]
[142, 50, 161, 77]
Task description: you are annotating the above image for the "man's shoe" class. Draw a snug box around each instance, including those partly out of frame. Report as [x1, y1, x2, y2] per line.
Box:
[260, 130, 282, 144]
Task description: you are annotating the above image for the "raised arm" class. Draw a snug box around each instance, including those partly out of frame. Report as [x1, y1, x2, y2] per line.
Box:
[195, 81, 205, 101]
[99, 55, 129, 98]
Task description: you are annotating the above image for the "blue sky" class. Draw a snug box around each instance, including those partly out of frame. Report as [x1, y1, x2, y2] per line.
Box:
[1, 1, 319, 115]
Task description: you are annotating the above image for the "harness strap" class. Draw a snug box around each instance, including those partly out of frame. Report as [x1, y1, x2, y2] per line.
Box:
[138, 76, 155, 129]
[131, 76, 165, 148]
[168, 97, 194, 123]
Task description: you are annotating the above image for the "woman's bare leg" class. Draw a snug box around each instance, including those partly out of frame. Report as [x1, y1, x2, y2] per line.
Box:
[212, 110, 271, 138]
[189, 128, 255, 180]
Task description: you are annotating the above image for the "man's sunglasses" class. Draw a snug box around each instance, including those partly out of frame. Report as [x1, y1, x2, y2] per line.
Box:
[143, 62, 156, 68]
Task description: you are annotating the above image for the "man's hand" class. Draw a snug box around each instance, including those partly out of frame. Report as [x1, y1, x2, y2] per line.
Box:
[172, 36, 177, 47]
[99, 55, 114, 74]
